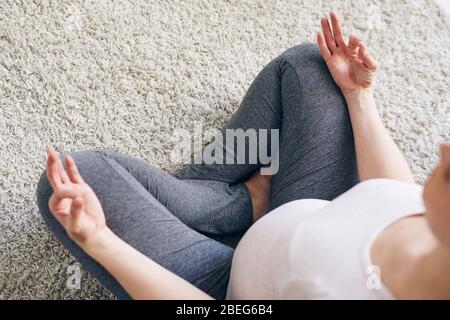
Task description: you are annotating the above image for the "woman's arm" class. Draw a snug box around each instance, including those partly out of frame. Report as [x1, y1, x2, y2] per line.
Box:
[344, 89, 415, 183]
[82, 228, 212, 300]
[45, 148, 212, 300]
[317, 12, 415, 183]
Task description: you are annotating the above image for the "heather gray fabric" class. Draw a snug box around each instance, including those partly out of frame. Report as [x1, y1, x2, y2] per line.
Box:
[36, 44, 358, 300]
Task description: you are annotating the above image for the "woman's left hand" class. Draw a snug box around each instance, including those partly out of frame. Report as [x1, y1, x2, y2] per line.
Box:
[316, 12, 378, 96]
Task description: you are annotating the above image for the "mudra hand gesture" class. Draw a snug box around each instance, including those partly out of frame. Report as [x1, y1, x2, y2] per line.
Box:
[317, 12, 378, 96]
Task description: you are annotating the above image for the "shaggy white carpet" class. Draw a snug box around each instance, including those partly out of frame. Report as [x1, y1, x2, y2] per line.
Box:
[0, 0, 449, 299]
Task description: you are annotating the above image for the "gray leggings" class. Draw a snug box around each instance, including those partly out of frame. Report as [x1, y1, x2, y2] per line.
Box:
[36, 44, 358, 299]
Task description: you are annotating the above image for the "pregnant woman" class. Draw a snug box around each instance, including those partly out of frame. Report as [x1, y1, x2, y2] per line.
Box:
[37, 12, 450, 299]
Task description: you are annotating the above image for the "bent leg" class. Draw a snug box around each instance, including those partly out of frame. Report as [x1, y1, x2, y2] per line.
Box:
[175, 55, 283, 183]
[95, 150, 253, 237]
[36, 150, 234, 299]
[176, 43, 357, 211]
[269, 44, 358, 209]
[172, 58, 287, 245]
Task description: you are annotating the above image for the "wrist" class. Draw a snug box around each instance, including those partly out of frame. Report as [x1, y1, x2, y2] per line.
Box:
[343, 87, 376, 112]
[80, 227, 118, 256]
[343, 87, 373, 101]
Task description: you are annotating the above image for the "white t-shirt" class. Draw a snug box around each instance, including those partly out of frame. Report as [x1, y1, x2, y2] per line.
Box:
[226, 179, 425, 300]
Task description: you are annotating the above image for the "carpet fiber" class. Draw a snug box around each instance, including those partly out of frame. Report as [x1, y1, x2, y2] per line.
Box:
[0, 0, 449, 299]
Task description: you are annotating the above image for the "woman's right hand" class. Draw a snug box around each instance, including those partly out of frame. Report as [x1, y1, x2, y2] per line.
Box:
[316, 12, 378, 96]
[46, 148, 108, 247]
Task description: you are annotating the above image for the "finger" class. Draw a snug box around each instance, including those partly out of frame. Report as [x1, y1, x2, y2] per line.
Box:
[321, 18, 336, 52]
[330, 11, 346, 48]
[317, 32, 332, 62]
[65, 156, 84, 183]
[56, 157, 70, 184]
[69, 197, 84, 235]
[53, 184, 79, 199]
[46, 148, 63, 189]
[347, 35, 362, 57]
[48, 147, 70, 184]
[358, 42, 378, 71]
[348, 35, 362, 48]
[48, 194, 70, 217]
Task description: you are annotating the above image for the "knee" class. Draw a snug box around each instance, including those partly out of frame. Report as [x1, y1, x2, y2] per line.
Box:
[278, 43, 325, 72]
[279, 43, 321, 63]
[277, 43, 338, 93]
[67, 149, 111, 164]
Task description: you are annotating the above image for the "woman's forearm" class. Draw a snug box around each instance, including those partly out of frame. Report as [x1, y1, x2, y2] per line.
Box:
[82, 228, 213, 300]
[344, 89, 415, 183]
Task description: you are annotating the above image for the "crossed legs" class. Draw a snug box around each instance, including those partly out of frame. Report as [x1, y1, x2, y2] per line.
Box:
[36, 44, 358, 299]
